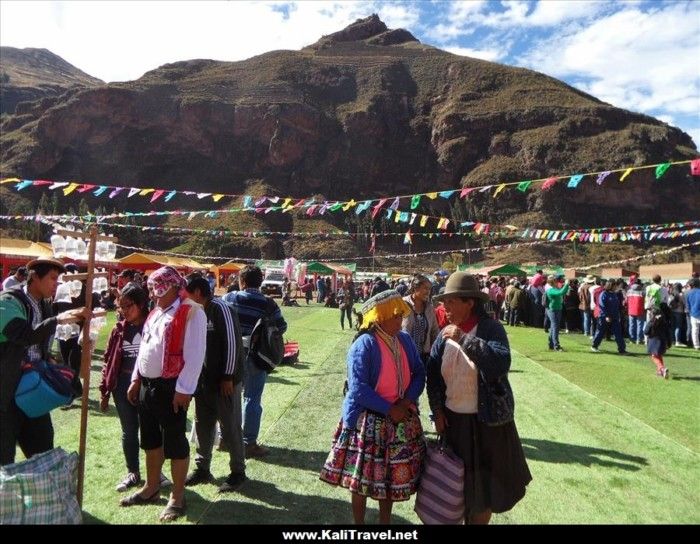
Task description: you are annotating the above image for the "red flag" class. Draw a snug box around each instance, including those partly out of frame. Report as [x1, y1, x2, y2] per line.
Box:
[691, 159, 700, 176]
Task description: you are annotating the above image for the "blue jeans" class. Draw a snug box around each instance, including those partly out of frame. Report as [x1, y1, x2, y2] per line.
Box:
[672, 312, 685, 343]
[546, 309, 561, 349]
[113, 372, 140, 474]
[628, 316, 645, 342]
[581, 310, 592, 336]
[243, 356, 267, 445]
[592, 317, 626, 353]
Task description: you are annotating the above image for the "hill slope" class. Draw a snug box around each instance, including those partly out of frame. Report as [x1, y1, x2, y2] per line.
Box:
[0, 15, 697, 261]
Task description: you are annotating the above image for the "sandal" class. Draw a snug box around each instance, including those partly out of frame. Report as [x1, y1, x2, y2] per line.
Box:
[159, 499, 186, 522]
[120, 488, 160, 507]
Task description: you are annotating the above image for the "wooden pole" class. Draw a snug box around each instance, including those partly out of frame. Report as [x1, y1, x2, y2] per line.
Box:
[76, 226, 97, 506]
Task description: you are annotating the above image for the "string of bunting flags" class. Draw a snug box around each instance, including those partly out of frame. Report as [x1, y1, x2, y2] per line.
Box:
[110, 238, 698, 267]
[576, 240, 700, 271]
[2, 158, 697, 216]
[2, 214, 698, 243]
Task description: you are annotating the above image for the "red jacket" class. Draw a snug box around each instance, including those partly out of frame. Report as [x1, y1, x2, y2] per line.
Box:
[626, 286, 645, 317]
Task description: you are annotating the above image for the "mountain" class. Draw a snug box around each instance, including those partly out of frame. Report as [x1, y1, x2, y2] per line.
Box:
[0, 16, 698, 262]
[0, 47, 103, 115]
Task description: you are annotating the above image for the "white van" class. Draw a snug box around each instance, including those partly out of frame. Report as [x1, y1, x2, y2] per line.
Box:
[261, 268, 286, 297]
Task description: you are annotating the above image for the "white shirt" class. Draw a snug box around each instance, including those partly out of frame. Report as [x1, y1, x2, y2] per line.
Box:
[2, 276, 23, 290]
[441, 325, 479, 414]
[132, 298, 207, 395]
[588, 285, 598, 311]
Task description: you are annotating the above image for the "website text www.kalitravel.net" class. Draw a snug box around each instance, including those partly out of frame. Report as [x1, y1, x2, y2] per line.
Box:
[281, 530, 419, 541]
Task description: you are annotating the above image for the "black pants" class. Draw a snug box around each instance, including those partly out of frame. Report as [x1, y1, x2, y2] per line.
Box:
[0, 402, 54, 466]
[138, 377, 189, 460]
[60, 337, 83, 396]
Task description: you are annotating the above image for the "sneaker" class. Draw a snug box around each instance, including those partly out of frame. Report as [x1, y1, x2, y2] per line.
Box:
[184, 468, 213, 486]
[218, 472, 247, 493]
[674, 342, 684, 348]
[116, 472, 141, 492]
[555, 346, 564, 352]
[662, 368, 670, 379]
[591, 346, 599, 352]
[160, 473, 172, 487]
[245, 443, 270, 458]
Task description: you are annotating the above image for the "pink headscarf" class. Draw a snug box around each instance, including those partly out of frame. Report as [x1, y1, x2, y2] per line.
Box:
[147, 266, 185, 298]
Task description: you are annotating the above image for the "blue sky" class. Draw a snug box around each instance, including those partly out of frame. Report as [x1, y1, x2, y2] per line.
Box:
[1, 1, 698, 146]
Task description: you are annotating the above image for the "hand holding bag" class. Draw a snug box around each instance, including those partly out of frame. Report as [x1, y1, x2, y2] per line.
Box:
[15, 360, 75, 418]
[414, 438, 465, 524]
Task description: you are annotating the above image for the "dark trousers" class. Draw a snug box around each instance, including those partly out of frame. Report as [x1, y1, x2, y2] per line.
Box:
[194, 381, 245, 476]
[59, 337, 83, 396]
[508, 308, 520, 326]
[340, 305, 353, 329]
[592, 317, 626, 353]
[113, 372, 140, 474]
[0, 402, 54, 466]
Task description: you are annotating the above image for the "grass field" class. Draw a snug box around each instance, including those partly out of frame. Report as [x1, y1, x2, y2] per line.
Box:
[47, 304, 699, 524]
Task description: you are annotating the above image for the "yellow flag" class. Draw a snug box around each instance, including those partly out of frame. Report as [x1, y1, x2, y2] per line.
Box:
[63, 182, 80, 196]
[212, 194, 224, 202]
[139, 188, 155, 196]
[426, 192, 438, 199]
[1, 177, 20, 184]
[619, 168, 633, 182]
[420, 215, 428, 227]
[493, 183, 506, 197]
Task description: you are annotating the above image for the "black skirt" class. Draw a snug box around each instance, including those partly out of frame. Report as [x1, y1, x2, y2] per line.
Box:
[444, 408, 532, 516]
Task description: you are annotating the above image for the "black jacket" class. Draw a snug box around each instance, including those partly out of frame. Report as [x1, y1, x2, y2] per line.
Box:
[0, 289, 57, 410]
[198, 297, 244, 388]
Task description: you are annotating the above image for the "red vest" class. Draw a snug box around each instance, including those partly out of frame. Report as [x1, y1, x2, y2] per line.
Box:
[145, 299, 195, 379]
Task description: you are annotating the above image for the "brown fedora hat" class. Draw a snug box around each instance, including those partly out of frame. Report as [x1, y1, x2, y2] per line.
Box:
[26, 257, 66, 273]
[433, 272, 489, 303]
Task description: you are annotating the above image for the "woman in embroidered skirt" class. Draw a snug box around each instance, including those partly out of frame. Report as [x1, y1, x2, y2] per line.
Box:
[320, 290, 426, 524]
[427, 273, 531, 524]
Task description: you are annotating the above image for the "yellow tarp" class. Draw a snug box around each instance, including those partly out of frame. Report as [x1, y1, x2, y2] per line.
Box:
[119, 252, 206, 270]
[0, 237, 55, 259]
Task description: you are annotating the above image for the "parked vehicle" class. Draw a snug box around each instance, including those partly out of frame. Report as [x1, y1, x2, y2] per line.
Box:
[261, 269, 286, 296]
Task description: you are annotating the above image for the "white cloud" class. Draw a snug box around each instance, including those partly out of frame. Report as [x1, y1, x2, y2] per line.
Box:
[524, 0, 607, 26]
[375, 3, 421, 31]
[685, 127, 700, 148]
[422, 1, 486, 42]
[0, 1, 383, 82]
[444, 45, 504, 62]
[520, 3, 700, 117]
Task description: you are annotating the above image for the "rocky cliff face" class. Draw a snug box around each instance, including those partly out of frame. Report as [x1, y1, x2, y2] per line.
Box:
[1, 16, 697, 259]
[0, 47, 103, 115]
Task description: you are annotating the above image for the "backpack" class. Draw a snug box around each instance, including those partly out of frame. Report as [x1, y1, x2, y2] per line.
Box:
[249, 297, 285, 373]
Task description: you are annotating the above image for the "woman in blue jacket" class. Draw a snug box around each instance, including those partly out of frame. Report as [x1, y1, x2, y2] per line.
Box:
[320, 290, 426, 524]
[427, 273, 531, 524]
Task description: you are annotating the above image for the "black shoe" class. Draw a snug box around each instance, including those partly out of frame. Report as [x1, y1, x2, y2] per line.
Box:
[185, 468, 213, 486]
[218, 472, 247, 493]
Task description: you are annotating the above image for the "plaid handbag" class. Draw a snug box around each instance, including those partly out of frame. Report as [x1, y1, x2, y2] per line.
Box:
[0, 448, 81, 524]
[414, 439, 465, 524]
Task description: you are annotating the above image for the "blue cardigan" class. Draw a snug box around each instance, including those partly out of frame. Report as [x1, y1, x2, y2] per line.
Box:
[341, 330, 426, 428]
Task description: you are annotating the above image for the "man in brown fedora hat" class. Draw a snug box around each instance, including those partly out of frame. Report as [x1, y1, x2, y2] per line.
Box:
[0, 258, 89, 465]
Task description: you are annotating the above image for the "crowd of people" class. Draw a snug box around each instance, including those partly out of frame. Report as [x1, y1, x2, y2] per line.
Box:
[1, 258, 698, 524]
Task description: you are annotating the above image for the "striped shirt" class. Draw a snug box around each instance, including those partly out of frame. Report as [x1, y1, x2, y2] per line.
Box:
[222, 288, 287, 336]
[23, 286, 44, 362]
